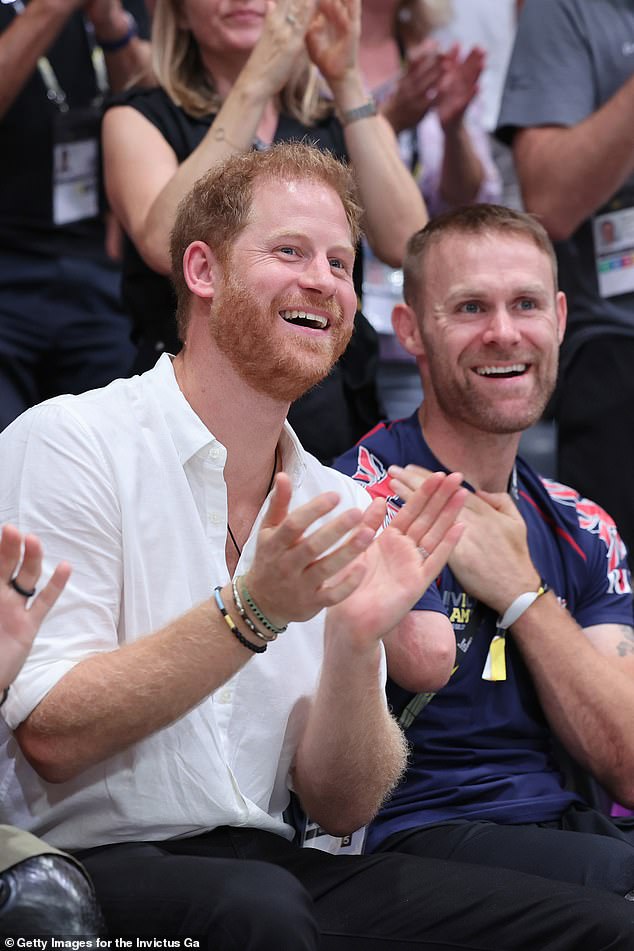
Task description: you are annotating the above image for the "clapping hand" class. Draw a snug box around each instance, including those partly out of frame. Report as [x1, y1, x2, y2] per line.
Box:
[244, 467, 466, 647]
[434, 44, 485, 131]
[239, 0, 319, 101]
[389, 464, 539, 615]
[306, 0, 360, 89]
[244, 472, 386, 628]
[0, 525, 71, 690]
[326, 471, 466, 647]
[382, 38, 444, 134]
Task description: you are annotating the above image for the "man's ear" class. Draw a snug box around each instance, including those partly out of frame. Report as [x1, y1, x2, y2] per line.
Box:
[555, 290, 567, 344]
[392, 303, 425, 357]
[182, 241, 217, 302]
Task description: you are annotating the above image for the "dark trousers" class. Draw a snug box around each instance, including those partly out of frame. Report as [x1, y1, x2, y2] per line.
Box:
[557, 334, 634, 568]
[0, 251, 136, 430]
[76, 825, 634, 950]
[380, 802, 634, 897]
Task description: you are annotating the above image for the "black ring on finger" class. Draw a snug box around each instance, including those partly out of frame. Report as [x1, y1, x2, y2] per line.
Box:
[9, 578, 36, 598]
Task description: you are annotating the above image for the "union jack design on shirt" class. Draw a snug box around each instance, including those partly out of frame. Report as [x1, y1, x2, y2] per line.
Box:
[542, 478, 631, 593]
[352, 446, 390, 494]
[352, 446, 403, 527]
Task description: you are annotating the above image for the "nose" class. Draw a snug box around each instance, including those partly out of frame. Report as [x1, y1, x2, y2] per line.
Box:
[481, 307, 522, 347]
[298, 254, 337, 297]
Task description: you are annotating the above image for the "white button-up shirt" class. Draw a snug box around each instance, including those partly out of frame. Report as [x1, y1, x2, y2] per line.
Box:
[0, 355, 374, 850]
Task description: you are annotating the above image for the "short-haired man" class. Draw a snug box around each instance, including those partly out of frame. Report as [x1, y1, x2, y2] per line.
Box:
[496, 0, 634, 568]
[1, 148, 633, 949]
[335, 204, 634, 897]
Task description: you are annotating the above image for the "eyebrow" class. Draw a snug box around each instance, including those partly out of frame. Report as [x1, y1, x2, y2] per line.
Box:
[445, 283, 550, 303]
[267, 231, 355, 257]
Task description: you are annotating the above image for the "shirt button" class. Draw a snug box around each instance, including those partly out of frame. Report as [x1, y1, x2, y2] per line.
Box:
[219, 690, 232, 704]
[210, 512, 222, 524]
[208, 447, 220, 460]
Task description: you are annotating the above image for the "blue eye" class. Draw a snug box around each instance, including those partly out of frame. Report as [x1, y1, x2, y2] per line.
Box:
[517, 298, 536, 310]
[329, 258, 344, 269]
[461, 301, 482, 313]
[279, 247, 299, 256]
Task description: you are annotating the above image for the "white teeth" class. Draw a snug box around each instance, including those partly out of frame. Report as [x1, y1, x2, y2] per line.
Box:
[281, 310, 328, 329]
[476, 364, 527, 376]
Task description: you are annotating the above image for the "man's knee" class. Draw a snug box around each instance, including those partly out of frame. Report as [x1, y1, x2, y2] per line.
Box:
[94, 855, 319, 950]
[0, 854, 103, 935]
[204, 862, 318, 951]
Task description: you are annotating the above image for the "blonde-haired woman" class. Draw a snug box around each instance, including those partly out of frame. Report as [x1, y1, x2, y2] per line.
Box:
[102, 0, 427, 461]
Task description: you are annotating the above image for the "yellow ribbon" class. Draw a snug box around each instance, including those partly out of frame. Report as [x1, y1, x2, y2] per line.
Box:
[482, 633, 507, 682]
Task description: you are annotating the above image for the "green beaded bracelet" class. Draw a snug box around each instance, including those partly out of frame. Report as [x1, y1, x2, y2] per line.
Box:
[240, 579, 288, 635]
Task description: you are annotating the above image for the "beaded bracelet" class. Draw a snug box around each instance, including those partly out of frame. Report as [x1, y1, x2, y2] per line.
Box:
[232, 577, 277, 643]
[240, 579, 288, 635]
[213, 587, 266, 654]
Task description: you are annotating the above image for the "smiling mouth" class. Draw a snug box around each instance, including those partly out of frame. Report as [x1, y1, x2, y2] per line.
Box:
[280, 309, 330, 330]
[475, 363, 528, 378]
[227, 8, 263, 18]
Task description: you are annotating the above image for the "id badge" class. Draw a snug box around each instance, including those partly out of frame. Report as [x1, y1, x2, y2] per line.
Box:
[52, 108, 100, 225]
[299, 816, 367, 855]
[593, 205, 634, 299]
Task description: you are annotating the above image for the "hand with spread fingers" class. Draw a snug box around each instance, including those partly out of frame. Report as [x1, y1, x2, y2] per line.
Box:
[243, 472, 387, 629]
[435, 45, 485, 132]
[239, 0, 319, 101]
[306, 0, 360, 90]
[389, 465, 540, 615]
[0, 524, 71, 690]
[381, 38, 445, 135]
[326, 471, 466, 648]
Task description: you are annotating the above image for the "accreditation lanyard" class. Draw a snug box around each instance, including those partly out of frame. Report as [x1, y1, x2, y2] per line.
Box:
[8, 0, 108, 111]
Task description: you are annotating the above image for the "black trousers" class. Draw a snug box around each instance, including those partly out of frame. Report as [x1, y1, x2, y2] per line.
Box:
[75, 825, 634, 950]
[380, 803, 634, 897]
[557, 333, 634, 569]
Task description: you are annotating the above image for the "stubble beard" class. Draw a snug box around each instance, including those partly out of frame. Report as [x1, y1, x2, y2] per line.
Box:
[208, 273, 352, 403]
[426, 351, 558, 436]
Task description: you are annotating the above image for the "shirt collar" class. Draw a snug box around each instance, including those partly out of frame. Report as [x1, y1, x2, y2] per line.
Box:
[148, 353, 308, 483]
[149, 354, 220, 466]
[415, 415, 519, 499]
[280, 419, 308, 488]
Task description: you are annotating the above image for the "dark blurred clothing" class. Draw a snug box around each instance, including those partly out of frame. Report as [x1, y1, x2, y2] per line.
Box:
[0, 0, 149, 428]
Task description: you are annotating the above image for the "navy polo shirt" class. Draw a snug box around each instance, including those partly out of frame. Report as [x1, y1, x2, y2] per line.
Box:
[335, 413, 633, 851]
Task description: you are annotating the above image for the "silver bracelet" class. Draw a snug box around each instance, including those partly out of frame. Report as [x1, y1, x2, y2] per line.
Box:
[340, 99, 377, 127]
